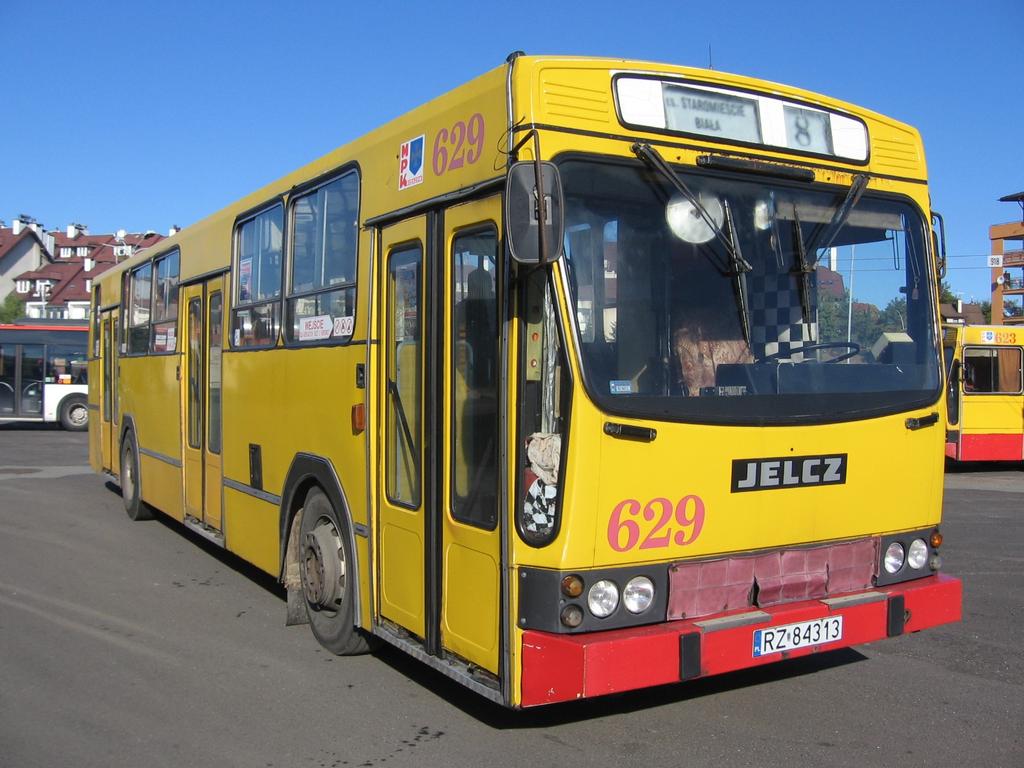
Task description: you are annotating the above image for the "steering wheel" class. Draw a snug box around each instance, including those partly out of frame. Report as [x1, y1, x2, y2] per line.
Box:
[757, 341, 861, 364]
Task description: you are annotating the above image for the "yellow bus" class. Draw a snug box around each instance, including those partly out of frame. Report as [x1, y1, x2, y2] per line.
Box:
[944, 323, 1023, 462]
[88, 53, 961, 708]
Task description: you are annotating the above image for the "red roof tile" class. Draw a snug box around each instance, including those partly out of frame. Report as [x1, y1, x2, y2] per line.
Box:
[9, 228, 164, 310]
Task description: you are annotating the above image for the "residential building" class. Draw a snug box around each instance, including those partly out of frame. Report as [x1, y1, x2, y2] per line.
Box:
[940, 301, 987, 325]
[6, 220, 164, 319]
[0, 216, 54, 300]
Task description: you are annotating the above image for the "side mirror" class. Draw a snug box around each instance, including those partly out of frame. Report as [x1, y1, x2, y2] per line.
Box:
[931, 210, 947, 280]
[505, 161, 564, 265]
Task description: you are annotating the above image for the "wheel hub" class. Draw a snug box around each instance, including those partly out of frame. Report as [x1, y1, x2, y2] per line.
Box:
[122, 453, 134, 499]
[69, 405, 88, 427]
[301, 519, 345, 610]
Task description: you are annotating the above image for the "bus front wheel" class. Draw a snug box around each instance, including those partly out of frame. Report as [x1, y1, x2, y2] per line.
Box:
[120, 437, 153, 521]
[298, 486, 373, 655]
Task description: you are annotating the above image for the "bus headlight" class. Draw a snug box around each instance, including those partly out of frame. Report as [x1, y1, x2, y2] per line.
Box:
[587, 580, 619, 618]
[623, 576, 655, 614]
[907, 539, 929, 570]
[883, 542, 905, 574]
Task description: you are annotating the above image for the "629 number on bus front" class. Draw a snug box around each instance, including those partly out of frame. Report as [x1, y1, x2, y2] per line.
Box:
[607, 496, 706, 553]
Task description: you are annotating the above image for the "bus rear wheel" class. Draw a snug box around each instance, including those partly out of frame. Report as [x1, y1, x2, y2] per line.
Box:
[120, 436, 153, 521]
[59, 395, 89, 431]
[298, 487, 373, 655]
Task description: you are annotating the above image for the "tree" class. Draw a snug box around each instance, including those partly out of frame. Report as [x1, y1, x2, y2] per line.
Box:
[880, 297, 908, 332]
[938, 281, 957, 305]
[0, 293, 24, 323]
[979, 301, 992, 324]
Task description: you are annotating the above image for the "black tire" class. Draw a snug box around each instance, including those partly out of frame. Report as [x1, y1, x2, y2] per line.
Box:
[120, 435, 153, 521]
[299, 487, 373, 655]
[58, 395, 89, 431]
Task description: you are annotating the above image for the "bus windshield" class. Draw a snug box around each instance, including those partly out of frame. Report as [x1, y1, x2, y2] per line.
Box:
[559, 158, 940, 424]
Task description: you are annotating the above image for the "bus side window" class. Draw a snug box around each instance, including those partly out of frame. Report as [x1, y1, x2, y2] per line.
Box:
[451, 227, 498, 529]
[518, 270, 570, 546]
[963, 347, 1024, 394]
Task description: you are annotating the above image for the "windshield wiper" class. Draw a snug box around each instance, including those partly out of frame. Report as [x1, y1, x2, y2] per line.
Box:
[721, 199, 752, 345]
[790, 209, 814, 326]
[631, 142, 752, 344]
[783, 173, 868, 327]
[804, 173, 869, 256]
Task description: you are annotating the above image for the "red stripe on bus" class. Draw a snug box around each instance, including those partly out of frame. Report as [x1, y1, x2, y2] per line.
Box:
[960, 433, 1023, 462]
[0, 324, 88, 332]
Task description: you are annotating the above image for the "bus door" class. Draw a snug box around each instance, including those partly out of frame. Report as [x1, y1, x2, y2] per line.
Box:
[100, 315, 114, 470]
[440, 196, 502, 675]
[109, 309, 122, 479]
[0, 342, 44, 418]
[379, 216, 429, 640]
[181, 278, 225, 531]
[961, 342, 1024, 461]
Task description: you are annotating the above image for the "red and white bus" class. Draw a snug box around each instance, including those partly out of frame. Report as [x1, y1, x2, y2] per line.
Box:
[0, 321, 90, 430]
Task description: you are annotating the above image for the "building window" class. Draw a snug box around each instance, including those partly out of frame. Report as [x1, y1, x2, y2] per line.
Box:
[60, 247, 72, 258]
[15, 280, 29, 293]
[76, 246, 89, 258]
[286, 170, 359, 344]
[232, 204, 283, 348]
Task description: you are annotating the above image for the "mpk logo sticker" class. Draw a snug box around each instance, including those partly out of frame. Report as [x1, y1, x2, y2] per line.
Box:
[399, 135, 425, 189]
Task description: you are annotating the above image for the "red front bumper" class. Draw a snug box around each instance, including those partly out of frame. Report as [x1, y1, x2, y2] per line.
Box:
[520, 573, 961, 707]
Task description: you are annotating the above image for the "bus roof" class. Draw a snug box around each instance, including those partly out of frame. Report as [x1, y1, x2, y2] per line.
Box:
[94, 54, 927, 301]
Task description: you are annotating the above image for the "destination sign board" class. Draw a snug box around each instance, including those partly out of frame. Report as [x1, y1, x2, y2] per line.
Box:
[663, 85, 761, 143]
[615, 76, 867, 162]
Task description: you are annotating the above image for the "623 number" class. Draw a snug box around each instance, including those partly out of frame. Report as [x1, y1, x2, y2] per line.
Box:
[432, 113, 485, 176]
[608, 496, 706, 553]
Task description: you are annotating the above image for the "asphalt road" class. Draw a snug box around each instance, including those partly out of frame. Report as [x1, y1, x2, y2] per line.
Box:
[0, 424, 1021, 768]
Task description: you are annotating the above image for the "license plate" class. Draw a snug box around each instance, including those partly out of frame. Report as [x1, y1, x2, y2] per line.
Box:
[752, 616, 843, 657]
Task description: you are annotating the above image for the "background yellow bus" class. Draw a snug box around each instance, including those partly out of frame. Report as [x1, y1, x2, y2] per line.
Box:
[944, 323, 1024, 462]
[89, 53, 961, 708]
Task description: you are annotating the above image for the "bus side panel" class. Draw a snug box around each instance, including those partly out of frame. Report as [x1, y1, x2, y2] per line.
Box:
[223, 488, 280, 575]
[278, 344, 370, 602]
[220, 344, 369, 578]
[43, 383, 87, 422]
[961, 390, 1023, 462]
[220, 347, 287, 574]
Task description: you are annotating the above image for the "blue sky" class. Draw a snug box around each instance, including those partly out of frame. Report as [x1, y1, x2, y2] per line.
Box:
[3, 0, 1020, 304]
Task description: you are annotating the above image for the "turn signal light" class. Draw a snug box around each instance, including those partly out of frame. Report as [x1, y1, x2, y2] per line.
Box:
[351, 403, 365, 434]
[561, 574, 584, 598]
[930, 531, 943, 549]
